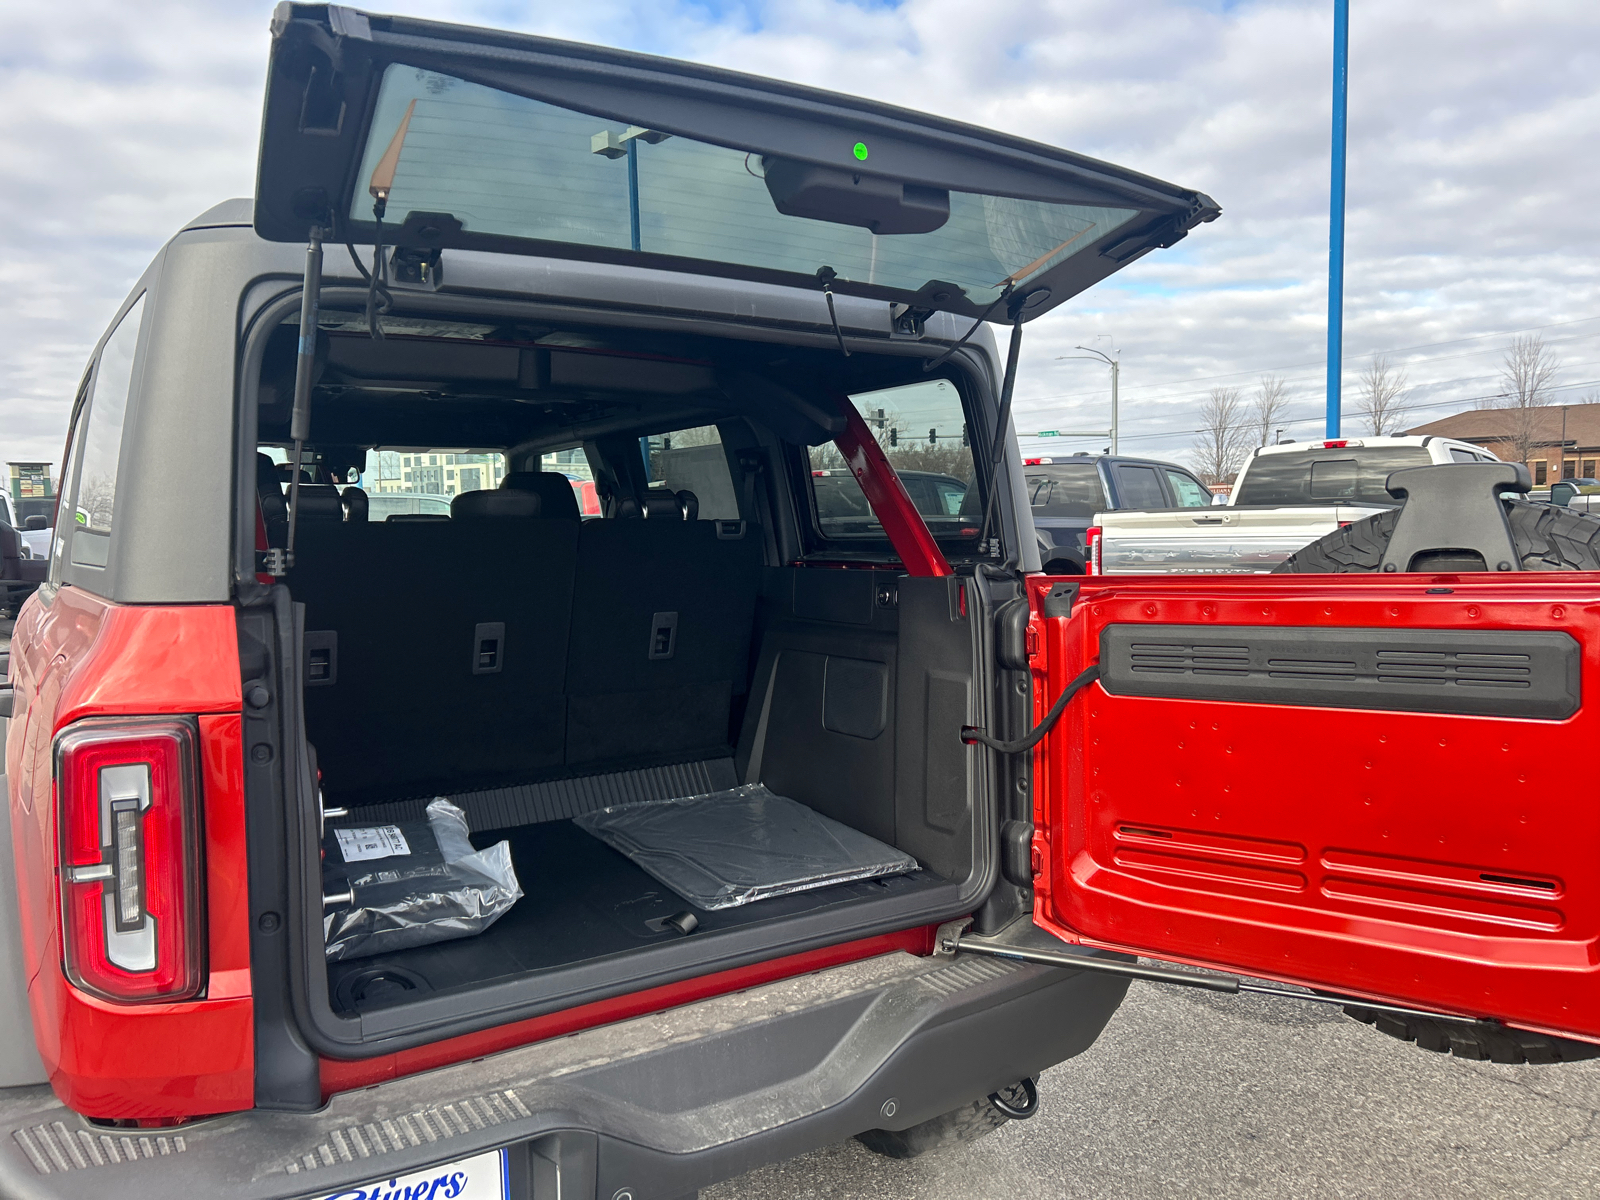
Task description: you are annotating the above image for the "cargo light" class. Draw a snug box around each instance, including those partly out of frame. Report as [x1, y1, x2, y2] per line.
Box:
[1086, 526, 1103, 575]
[56, 719, 204, 1003]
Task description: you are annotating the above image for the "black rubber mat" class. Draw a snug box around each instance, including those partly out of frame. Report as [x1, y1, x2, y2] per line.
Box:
[325, 818, 941, 1015]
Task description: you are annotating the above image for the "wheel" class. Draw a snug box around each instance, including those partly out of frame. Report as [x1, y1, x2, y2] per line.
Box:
[855, 1081, 1034, 1159]
[1276, 499, 1600, 573]
[1344, 1007, 1600, 1064]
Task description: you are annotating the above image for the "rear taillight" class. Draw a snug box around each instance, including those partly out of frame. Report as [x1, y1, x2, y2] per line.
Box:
[55, 719, 204, 1003]
[1086, 526, 1102, 575]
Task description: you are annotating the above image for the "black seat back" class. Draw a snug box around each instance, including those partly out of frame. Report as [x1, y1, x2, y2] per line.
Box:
[564, 519, 761, 765]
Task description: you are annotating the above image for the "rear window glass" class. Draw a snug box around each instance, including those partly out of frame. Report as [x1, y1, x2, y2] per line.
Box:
[1233, 447, 1432, 506]
[353, 66, 1139, 313]
[645, 426, 739, 520]
[71, 294, 145, 567]
[808, 379, 976, 541]
[1026, 463, 1107, 518]
[359, 448, 508, 518]
[1113, 464, 1166, 508]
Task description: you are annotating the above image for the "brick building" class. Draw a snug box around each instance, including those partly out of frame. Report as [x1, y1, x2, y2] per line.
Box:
[1406, 403, 1600, 487]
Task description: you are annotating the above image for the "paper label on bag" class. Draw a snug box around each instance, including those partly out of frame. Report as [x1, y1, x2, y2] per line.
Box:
[336, 826, 411, 862]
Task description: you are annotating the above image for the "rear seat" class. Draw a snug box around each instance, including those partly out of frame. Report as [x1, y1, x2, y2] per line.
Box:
[564, 515, 762, 765]
[291, 503, 580, 801]
[288, 471, 761, 797]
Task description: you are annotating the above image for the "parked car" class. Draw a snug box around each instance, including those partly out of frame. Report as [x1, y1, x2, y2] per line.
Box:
[1090, 435, 1499, 573]
[365, 491, 453, 520]
[813, 468, 970, 532]
[5, 12, 1599, 1200]
[1024, 453, 1213, 573]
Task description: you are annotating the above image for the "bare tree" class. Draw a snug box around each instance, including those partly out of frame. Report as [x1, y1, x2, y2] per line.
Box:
[1251, 375, 1290, 448]
[1192, 387, 1250, 486]
[1353, 354, 1410, 436]
[1493, 335, 1560, 467]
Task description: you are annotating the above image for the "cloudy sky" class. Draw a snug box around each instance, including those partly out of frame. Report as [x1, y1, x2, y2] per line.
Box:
[2, 0, 1597, 474]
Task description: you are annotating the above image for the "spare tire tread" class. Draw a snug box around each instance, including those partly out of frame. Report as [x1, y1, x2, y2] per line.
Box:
[1278, 500, 1600, 574]
[1344, 1006, 1600, 1065]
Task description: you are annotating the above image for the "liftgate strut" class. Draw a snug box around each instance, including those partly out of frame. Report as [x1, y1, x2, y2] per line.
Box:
[934, 920, 1498, 1028]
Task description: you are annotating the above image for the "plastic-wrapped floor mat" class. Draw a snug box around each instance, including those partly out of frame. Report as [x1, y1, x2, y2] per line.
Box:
[574, 784, 918, 910]
[323, 798, 523, 961]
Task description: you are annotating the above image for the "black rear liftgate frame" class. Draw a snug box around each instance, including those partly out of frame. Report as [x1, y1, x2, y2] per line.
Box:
[935, 919, 1501, 1028]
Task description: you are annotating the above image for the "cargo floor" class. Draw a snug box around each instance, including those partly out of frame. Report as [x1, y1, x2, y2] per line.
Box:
[326, 817, 943, 1015]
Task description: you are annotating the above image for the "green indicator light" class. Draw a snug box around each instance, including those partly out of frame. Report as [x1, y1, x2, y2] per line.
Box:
[853, 142, 869, 161]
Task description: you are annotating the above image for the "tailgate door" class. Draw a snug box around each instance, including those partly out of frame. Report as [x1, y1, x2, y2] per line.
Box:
[1032, 573, 1600, 1041]
[255, 6, 1216, 322]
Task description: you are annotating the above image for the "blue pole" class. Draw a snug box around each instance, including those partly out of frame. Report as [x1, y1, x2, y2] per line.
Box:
[1326, 0, 1349, 439]
[626, 139, 642, 253]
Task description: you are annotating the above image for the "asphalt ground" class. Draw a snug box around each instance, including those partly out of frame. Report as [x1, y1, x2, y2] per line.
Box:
[706, 979, 1600, 1199]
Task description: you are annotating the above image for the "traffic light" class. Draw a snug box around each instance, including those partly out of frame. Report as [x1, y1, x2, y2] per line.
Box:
[929, 428, 937, 445]
[888, 428, 898, 446]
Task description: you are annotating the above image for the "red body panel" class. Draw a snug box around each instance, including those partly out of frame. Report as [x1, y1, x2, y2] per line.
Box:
[831, 396, 953, 578]
[1031, 573, 1600, 1042]
[8, 588, 253, 1117]
[320, 926, 936, 1097]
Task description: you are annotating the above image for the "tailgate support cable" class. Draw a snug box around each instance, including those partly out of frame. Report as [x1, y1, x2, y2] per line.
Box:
[962, 661, 1101, 753]
[935, 919, 1499, 1028]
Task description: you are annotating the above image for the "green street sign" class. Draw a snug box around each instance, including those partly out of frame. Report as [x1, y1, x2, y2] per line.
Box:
[1036, 430, 1059, 437]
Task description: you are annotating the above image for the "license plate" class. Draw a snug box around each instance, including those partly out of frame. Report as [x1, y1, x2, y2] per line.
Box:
[310, 1148, 507, 1200]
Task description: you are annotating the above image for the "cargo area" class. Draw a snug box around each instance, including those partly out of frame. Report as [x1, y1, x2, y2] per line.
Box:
[256, 316, 990, 1032]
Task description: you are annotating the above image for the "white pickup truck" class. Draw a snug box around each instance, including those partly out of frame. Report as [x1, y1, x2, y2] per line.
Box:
[1088, 435, 1500, 574]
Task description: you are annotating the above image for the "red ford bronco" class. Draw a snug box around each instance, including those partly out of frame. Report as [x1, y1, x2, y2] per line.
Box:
[4, 7, 1599, 1199]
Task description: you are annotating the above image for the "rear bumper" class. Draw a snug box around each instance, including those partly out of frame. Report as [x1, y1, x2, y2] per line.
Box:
[0, 942, 1127, 1200]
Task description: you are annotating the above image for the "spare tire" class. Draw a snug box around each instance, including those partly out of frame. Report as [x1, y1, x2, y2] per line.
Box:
[1344, 1006, 1600, 1065]
[1276, 499, 1600, 574]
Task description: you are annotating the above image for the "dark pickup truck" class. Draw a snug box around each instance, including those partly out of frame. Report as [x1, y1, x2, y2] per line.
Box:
[1025, 453, 1213, 573]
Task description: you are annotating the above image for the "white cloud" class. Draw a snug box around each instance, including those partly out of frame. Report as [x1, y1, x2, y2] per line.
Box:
[1, 0, 1596, 473]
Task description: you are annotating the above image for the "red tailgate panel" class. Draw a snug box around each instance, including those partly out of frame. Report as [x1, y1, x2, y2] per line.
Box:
[1031, 574, 1600, 1042]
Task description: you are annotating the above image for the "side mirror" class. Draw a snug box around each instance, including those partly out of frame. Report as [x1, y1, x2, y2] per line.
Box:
[1551, 481, 1577, 507]
[22, 516, 46, 530]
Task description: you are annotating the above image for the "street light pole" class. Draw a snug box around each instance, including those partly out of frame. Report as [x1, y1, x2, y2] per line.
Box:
[1056, 345, 1120, 454]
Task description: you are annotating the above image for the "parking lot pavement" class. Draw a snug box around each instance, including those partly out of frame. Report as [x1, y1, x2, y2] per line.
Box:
[707, 979, 1600, 1199]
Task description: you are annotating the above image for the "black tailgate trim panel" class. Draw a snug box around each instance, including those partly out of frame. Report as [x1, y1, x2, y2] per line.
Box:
[1099, 624, 1580, 719]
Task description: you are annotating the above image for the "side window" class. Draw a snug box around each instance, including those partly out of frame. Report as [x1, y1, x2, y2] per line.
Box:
[1164, 469, 1212, 507]
[69, 295, 146, 569]
[645, 425, 738, 519]
[1449, 448, 1477, 463]
[1113, 464, 1166, 508]
[807, 378, 975, 540]
[49, 394, 90, 584]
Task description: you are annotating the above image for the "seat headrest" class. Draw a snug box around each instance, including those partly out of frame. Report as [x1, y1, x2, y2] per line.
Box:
[452, 488, 543, 519]
[638, 488, 699, 520]
[256, 453, 288, 548]
[340, 486, 369, 523]
[295, 483, 346, 521]
[500, 471, 581, 521]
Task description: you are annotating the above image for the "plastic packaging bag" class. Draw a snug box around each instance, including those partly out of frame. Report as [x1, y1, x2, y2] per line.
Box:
[323, 798, 523, 961]
[574, 784, 918, 910]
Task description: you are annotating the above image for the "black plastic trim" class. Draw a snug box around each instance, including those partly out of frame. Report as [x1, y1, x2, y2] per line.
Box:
[1100, 624, 1581, 720]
